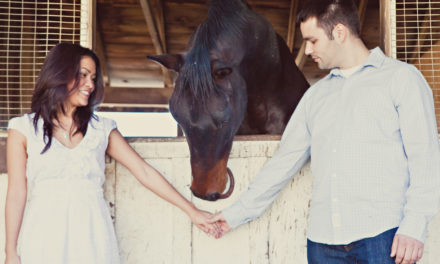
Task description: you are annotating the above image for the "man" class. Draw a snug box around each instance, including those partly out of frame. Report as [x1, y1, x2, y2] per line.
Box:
[208, 0, 440, 263]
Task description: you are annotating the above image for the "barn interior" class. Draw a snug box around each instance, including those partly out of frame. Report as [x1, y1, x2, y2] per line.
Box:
[95, 0, 380, 113]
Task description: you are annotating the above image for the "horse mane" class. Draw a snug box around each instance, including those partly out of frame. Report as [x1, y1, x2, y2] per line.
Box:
[177, 0, 251, 104]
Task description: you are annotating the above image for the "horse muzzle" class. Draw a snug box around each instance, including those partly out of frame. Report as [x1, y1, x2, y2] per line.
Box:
[190, 167, 235, 201]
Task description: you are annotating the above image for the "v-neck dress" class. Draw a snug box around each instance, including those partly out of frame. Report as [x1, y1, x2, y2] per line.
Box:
[8, 113, 120, 264]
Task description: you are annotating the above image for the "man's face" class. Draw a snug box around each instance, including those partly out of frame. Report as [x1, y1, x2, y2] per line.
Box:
[300, 17, 338, 69]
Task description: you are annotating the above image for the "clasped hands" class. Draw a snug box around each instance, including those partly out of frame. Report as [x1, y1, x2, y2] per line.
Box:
[190, 210, 230, 239]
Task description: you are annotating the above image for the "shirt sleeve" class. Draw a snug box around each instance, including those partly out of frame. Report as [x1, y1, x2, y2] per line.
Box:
[393, 64, 440, 242]
[222, 92, 312, 229]
[103, 117, 117, 139]
[8, 115, 28, 138]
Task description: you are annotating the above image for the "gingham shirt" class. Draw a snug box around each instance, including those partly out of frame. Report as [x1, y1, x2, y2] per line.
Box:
[222, 47, 440, 244]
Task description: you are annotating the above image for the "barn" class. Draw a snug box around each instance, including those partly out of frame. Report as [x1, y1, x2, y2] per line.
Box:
[1, 0, 440, 263]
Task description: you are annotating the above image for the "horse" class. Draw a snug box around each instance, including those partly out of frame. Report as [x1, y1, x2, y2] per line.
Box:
[148, 0, 309, 201]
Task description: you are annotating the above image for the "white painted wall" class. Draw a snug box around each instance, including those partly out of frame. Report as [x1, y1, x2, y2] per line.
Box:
[1, 137, 440, 263]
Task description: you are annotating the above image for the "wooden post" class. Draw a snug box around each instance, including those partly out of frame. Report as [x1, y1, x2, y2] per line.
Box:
[286, 0, 299, 52]
[139, 0, 173, 88]
[380, 0, 394, 57]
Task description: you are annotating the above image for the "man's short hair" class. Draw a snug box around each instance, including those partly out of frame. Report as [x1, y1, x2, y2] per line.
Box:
[297, 0, 360, 39]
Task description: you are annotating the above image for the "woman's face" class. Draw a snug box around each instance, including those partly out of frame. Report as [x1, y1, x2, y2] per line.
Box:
[65, 56, 96, 110]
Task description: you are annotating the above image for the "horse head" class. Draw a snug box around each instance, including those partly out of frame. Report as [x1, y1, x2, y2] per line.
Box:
[148, 0, 309, 201]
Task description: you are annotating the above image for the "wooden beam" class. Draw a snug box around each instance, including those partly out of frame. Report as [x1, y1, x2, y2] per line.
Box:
[380, 0, 393, 56]
[286, 0, 299, 52]
[139, 0, 164, 54]
[139, 0, 173, 88]
[295, 42, 307, 70]
[152, 0, 166, 53]
[358, 0, 368, 30]
[103, 86, 173, 105]
[95, 22, 110, 86]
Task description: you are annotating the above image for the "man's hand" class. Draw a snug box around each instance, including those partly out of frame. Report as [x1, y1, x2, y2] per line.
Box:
[390, 234, 424, 264]
[207, 212, 231, 238]
[189, 209, 222, 237]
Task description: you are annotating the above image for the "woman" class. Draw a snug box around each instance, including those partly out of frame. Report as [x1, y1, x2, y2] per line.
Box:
[5, 43, 216, 264]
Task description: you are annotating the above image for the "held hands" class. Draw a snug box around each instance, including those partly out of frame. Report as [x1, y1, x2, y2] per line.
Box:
[207, 211, 231, 239]
[188, 209, 231, 239]
[390, 234, 424, 264]
[188, 208, 223, 238]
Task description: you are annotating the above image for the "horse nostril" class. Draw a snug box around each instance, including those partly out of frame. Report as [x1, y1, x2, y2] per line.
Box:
[205, 192, 221, 201]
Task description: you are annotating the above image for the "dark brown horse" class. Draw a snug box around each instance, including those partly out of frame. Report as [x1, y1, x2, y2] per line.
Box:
[148, 0, 309, 201]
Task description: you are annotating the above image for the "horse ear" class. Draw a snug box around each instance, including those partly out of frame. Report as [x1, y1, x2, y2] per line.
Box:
[147, 54, 185, 73]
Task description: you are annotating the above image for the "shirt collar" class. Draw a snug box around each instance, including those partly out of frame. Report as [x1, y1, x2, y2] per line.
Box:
[328, 47, 386, 79]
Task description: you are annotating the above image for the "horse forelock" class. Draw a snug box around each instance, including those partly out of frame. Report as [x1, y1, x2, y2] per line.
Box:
[176, 0, 251, 105]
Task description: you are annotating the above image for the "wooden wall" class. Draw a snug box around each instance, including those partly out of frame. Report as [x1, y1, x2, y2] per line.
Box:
[2, 137, 440, 263]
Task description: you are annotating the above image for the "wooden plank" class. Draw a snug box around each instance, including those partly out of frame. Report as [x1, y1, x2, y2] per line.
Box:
[101, 31, 153, 45]
[248, 0, 291, 9]
[295, 41, 307, 70]
[380, 0, 393, 56]
[95, 23, 110, 86]
[103, 86, 173, 105]
[286, 0, 299, 52]
[358, 0, 369, 30]
[140, 0, 173, 87]
[109, 68, 162, 79]
[140, 0, 165, 54]
[151, 0, 166, 52]
[107, 57, 161, 70]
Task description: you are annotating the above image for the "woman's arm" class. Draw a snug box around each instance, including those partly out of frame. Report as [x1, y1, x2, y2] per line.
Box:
[5, 129, 28, 263]
[105, 129, 216, 234]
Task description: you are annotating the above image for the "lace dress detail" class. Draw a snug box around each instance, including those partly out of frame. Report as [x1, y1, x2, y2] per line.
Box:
[8, 113, 120, 264]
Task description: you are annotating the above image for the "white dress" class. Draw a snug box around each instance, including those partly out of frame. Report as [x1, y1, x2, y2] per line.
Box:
[8, 113, 120, 264]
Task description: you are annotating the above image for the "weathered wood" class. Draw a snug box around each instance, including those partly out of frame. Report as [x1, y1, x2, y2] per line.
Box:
[139, 0, 165, 54]
[94, 0, 380, 108]
[2, 137, 440, 263]
[286, 0, 299, 52]
[107, 57, 161, 70]
[380, 0, 393, 56]
[358, 0, 368, 30]
[109, 68, 162, 79]
[95, 24, 110, 85]
[139, 0, 173, 88]
[103, 86, 173, 105]
[295, 41, 307, 70]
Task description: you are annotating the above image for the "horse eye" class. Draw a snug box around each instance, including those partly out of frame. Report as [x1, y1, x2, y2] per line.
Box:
[214, 68, 232, 80]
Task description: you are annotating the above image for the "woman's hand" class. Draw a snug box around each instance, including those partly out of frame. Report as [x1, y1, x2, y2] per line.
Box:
[207, 211, 231, 238]
[189, 208, 222, 238]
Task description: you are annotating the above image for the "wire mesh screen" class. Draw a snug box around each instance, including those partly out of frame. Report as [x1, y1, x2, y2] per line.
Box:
[392, 0, 440, 130]
[0, 0, 90, 130]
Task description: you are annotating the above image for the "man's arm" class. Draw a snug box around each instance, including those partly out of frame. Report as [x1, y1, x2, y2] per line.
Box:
[215, 92, 312, 232]
[391, 64, 440, 263]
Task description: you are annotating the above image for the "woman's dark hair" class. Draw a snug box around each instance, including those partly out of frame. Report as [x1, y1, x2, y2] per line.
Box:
[297, 0, 360, 39]
[31, 42, 104, 153]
